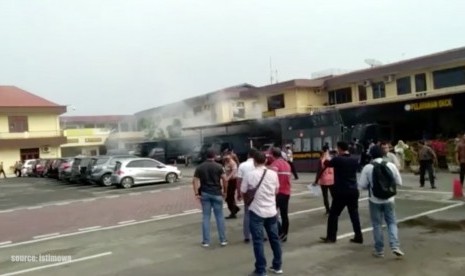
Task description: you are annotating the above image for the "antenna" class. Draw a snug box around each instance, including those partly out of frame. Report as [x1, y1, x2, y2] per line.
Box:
[275, 70, 278, 83]
[269, 57, 273, 84]
[364, 58, 383, 68]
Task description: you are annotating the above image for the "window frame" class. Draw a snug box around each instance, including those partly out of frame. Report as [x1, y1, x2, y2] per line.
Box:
[396, 76, 412, 95]
[8, 116, 29, 133]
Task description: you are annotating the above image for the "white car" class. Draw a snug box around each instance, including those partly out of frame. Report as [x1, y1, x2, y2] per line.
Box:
[22, 159, 37, 176]
[111, 158, 182, 189]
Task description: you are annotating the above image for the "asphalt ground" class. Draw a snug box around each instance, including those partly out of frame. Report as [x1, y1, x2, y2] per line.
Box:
[0, 169, 464, 275]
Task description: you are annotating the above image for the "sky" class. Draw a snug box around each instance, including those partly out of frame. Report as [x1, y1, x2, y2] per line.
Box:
[0, 0, 464, 116]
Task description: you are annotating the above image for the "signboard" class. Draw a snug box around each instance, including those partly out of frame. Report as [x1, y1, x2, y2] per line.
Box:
[84, 138, 103, 143]
[293, 152, 322, 159]
[67, 138, 79, 143]
[404, 98, 453, 112]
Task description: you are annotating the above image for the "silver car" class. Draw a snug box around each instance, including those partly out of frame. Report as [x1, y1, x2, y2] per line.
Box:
[111, 158, 182, 189]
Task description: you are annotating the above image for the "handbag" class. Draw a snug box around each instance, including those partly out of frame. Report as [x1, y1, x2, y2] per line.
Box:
[243, 169, 267, 206]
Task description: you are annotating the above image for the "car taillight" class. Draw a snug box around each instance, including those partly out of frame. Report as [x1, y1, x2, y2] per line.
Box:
[116, 170, 124, 175]
[63, 164, 70, 169]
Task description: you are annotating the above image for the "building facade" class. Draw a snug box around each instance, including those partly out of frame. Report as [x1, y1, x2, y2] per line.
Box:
[0, 86, 67, 174]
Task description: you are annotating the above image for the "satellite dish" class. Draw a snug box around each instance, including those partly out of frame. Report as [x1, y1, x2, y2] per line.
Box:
[364, 58, 383, 68]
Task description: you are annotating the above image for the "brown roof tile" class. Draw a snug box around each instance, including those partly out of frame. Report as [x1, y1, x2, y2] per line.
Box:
[0, 86, 63, 107]
[60, 115, 134, 124]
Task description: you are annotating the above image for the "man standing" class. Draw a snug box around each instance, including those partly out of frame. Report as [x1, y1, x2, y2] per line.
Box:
[456, 134, 465, 186]
[269, 147, 292, 242]
[320, 141, 363, 244]
[0, 162, 6, 178]
[418, 141, 437, 189]
[380, 142, 401, 169]
[285, 145, 298, 180]
[192, 148, 228, 247]
[359, 145, 405, 258]
[241, 152, 282, 276]
[237, 148, 258, 243]
[223, 155, 240, 219]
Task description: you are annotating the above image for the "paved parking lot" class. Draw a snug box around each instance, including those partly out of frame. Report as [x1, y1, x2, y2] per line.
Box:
[0, 169, 464, 275]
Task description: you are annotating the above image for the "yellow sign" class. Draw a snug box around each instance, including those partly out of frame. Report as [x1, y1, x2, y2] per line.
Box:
[294, 152, 321, 159]
[407, 98, 452, 111]
[67, 138, 79, 143]
[85, 138, 102, 143]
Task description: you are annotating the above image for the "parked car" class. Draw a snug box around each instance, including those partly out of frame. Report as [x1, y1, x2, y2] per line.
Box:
[58, 158, 75, 181]
[70, 157, 93, 183]
[33, 159, 52, 177]
[111, 158, 181, 189]
[87, 155, 135, 186]
[22, 159, 37, 176]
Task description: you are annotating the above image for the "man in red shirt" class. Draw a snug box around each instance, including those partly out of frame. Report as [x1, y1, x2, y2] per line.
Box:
[269, 147, 292, 242]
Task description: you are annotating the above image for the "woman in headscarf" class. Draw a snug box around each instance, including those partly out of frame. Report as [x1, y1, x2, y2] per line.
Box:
[394, 140, 409, 170]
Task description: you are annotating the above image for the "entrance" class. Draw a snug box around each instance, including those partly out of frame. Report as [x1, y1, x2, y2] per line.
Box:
[20, 148, 40, 161]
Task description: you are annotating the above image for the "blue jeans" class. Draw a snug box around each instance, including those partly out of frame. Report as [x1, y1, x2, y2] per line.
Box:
[249, 211, 282, 275]
[201, 192, 226, 244]
[369, 201, 400, 253]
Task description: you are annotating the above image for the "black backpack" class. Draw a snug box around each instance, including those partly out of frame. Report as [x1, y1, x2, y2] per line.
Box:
[371, 161, 397, 199]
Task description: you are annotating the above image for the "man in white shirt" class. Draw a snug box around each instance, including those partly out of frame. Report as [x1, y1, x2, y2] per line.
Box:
[237, 148, 259, 242]
[359, 145, 405, 259]
[241, 151, 282, 276]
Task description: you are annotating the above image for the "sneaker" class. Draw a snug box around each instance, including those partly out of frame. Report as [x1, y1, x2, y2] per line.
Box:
[201, 243, 209, 248]
[392, 249, 405, 258]
[220, 241, 228, 246]
[268, 267, 283, 274]
[372, 251, 384, 258]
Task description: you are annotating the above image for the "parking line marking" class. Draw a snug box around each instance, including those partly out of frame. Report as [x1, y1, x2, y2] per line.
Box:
[82, 198, 96, 202]
[0, 251, 113, 276]
[0, 191, 313, 248]
[168, 187, 181, 191]
[183, 209, 201, 213]
[26, 206, 43, 210]
[150, 190, 161, 193]
[0, 209, 16, 213]
[118, 220, 136, 225]
[398, 189, 450, 195]
[33, 233, 60, 239]
[78, 226, 102, 231]
[54, 202, 70, 206]
[129, 192, 141, 196]
[336, 201, 465, 240]
[104, 195, 120, 199]
[0, 241, 12, 246]
[152, 214, 169, 219]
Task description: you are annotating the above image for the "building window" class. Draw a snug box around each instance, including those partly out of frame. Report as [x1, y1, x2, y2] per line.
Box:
[396, 76, 411, 95]
[312, 137, 322, 151]
[328, 87, 352, 105]
[415, 73, 427, 92]
[193, 106, 202, 115]
[358, 85, 367, 101]
[232, 101, 245, 119]
[8, 116, 28, 133]
[372, 82, 386, 99]
[267, 94, 285, 111]
[293, 138, 302, 152]
[433, 66, 465, 89]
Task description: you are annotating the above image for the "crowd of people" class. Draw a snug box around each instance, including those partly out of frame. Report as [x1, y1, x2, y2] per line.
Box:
[191, 139, 414, 275]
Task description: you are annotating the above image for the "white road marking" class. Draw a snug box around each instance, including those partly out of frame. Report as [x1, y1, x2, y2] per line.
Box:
[336, 202, 465, 240]
[82, 198, 96, 202]
[129, 192, 141, 196]
[0, 241, 12, 246]
[149, 190, 161, 193]
[26, 206, 43, 210]
[118, 220, 136, 225]
[398, 189, 451, 195]
[168, 187, 181, 191]
[152, 214, 169, 219]
[78, 226, 102, 231]
[54, 202, 70, 206]
[183, 209, 201, 213]
[0, 209, 16, 213]
[33, 233, 60, 239]
[0, 251, 113, 276]
[104, 195, 120, 199]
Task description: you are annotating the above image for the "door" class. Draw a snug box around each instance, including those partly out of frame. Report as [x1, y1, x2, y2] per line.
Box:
[20, 148, 40, 161]
[140, 160, 164, 182]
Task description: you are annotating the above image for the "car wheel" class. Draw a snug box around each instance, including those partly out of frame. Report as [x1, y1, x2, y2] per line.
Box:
[166, 173, 177, 184]
[101, 174, 112, 187]
[121, 177, 133, 189]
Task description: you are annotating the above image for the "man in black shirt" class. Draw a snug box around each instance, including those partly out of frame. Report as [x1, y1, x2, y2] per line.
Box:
[192, 148, 228, 247]
[320, 141, 363, 244]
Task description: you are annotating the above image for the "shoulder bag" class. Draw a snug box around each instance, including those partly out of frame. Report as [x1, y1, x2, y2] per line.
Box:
[243, 169, 267, 206]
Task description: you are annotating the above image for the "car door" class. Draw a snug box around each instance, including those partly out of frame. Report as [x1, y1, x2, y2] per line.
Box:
[125, 160, 145, 184]
[140, 160, 163, 182]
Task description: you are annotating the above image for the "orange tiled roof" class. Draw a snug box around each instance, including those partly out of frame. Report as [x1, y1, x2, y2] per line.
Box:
[0, 86, 62, 107]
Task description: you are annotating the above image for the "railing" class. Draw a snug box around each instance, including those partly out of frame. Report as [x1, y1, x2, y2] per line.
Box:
[0, 130, 64, 139]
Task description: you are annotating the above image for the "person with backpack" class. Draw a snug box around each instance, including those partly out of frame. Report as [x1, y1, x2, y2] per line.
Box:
[359, 145, 404, 258]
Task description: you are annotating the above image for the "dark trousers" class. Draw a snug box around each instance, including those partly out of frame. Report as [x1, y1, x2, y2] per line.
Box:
[226, 179, 239, 215]
[276, 193, 290, 238]
[0, 170, 6, 178]
[419, 160, 435, 187]
[321, 185, 334, 213]
[460, 163, 465, 186]
[288, 161, 298, 179]
[326, 189, 362, 241]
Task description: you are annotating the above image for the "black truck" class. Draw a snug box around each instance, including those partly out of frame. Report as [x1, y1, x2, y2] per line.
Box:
[134, 136, 200, 164]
